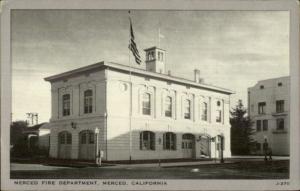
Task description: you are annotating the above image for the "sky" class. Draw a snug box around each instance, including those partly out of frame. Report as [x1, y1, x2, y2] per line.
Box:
[11, 10, 289, 123]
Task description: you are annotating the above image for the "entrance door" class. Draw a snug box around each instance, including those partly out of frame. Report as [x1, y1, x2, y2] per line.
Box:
[58, 131, 72, 159]
[79, 130, 96, 160]
[199, 136, 210, 158]
[182, 134, 195, 158]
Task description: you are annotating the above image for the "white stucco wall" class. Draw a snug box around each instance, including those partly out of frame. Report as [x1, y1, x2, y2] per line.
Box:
[46, 64, 232, 161]
[48, 69, 107, 159]
[248, 76, 290, 156]
[105, 69, 231, 161]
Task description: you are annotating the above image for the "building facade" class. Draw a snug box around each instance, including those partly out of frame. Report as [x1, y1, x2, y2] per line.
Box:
[45, 47, 234, 161]
[248, 76, 290, 156]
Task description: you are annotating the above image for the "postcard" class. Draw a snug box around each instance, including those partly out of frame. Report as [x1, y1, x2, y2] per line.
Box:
[1, 0, 299, 190]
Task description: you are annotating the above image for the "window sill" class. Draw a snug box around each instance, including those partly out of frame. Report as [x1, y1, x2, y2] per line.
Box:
[258, 113, 266, 115]
[271, 112, 288, 117]
[272, 130, 287, 134]
[139, 114, 155, 119]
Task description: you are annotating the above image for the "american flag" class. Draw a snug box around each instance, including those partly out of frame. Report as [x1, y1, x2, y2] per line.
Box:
[128, 18, 141, 65]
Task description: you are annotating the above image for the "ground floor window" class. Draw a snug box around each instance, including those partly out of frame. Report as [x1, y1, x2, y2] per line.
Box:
[263, 120, 268, 131]
[79, 130, 95, 144]
[256, 120, 261, 131]
[58, 131, 72, 144]
[163, 132, 176, 150]
[140, 131, 155, 150]
[182, 134, 194, 149]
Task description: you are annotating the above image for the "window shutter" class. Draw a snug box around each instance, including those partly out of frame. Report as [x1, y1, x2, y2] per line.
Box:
[139, 132, 142, 150]
[163, 133, 166, 150]
[173, 134, 177, 150]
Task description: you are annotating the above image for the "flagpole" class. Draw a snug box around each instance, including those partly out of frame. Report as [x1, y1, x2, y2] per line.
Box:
[128, 11, 132, 163]
[158, 28, 160, 48]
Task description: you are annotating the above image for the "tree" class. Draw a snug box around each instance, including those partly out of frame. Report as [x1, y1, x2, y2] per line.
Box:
[230, 100, 255, 155]
[10, 120, 30, 157]
[10, 120, 28, 145]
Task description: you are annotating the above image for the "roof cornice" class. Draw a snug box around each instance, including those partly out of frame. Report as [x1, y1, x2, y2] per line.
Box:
[44, 61, 235, 95]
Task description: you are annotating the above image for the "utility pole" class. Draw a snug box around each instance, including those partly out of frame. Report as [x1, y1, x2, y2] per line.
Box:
[26, 112, 39, 126]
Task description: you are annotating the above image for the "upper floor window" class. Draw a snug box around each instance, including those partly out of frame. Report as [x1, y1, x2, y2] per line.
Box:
[84, 90, 93, 114]
[256, 120, 261, 132]
[278, 82, 282, 87]
[276, 100, 284, 113]
[142, 93, 151, 115]
[140, 131, 155, 150]
[216, 110, 222, 123]
[263, 120, 268, 131]
[201, 102, 208, 121]
[216, 101, 222, 123]
[184, 99, 191, 119]
[258, 102, 266, 114]
[62, 94, 70, 116]
[260, 85, 264, 89]
[276, 118, 284, 130]
[165, 96, 172, 117]
[163, 132, 176, 150]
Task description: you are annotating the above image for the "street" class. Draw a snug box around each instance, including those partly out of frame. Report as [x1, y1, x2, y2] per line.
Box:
[11, 159, 289, 179]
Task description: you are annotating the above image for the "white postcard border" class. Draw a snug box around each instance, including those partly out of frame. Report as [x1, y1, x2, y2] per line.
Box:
[1, 0, 299, 190]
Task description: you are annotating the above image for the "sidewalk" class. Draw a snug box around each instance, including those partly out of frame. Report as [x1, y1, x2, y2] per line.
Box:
[101, 156, 289, 168]
[12, 155, 289, 169]
[102, 159, 230, 168]
[230, 155, 289, 160]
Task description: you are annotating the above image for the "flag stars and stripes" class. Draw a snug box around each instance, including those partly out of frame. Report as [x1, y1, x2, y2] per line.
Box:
[129, 17, 142, 65]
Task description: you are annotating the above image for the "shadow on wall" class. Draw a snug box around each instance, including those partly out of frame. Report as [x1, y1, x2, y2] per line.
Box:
[53, 129, 221, 162]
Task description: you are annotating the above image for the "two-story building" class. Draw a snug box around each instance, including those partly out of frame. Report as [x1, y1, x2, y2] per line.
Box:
[44, 46, 234, 161]
[248, 76, 290, 156]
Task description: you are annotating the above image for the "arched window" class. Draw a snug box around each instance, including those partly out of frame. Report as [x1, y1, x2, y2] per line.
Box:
[163, 132, 176, 150]
[182, 133, 194, 149]
[58, 131, 72, 144]
[184, 99, 191, 119]
[139, 131, 155, 150]
[84, 90, 93, 114]
[62, 94, 70, 116]
[182, 133, 194, 140]
[165, 96, 172, 117]
[79, 130, 95, 144]
[142, 93, 151, 115]
[201, 102, 208, 121]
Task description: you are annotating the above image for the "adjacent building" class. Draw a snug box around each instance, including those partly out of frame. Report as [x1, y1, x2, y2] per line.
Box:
[22, 123, 50, 151]
[248, 76, 290, 156]
[45, 46, 234, 161]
